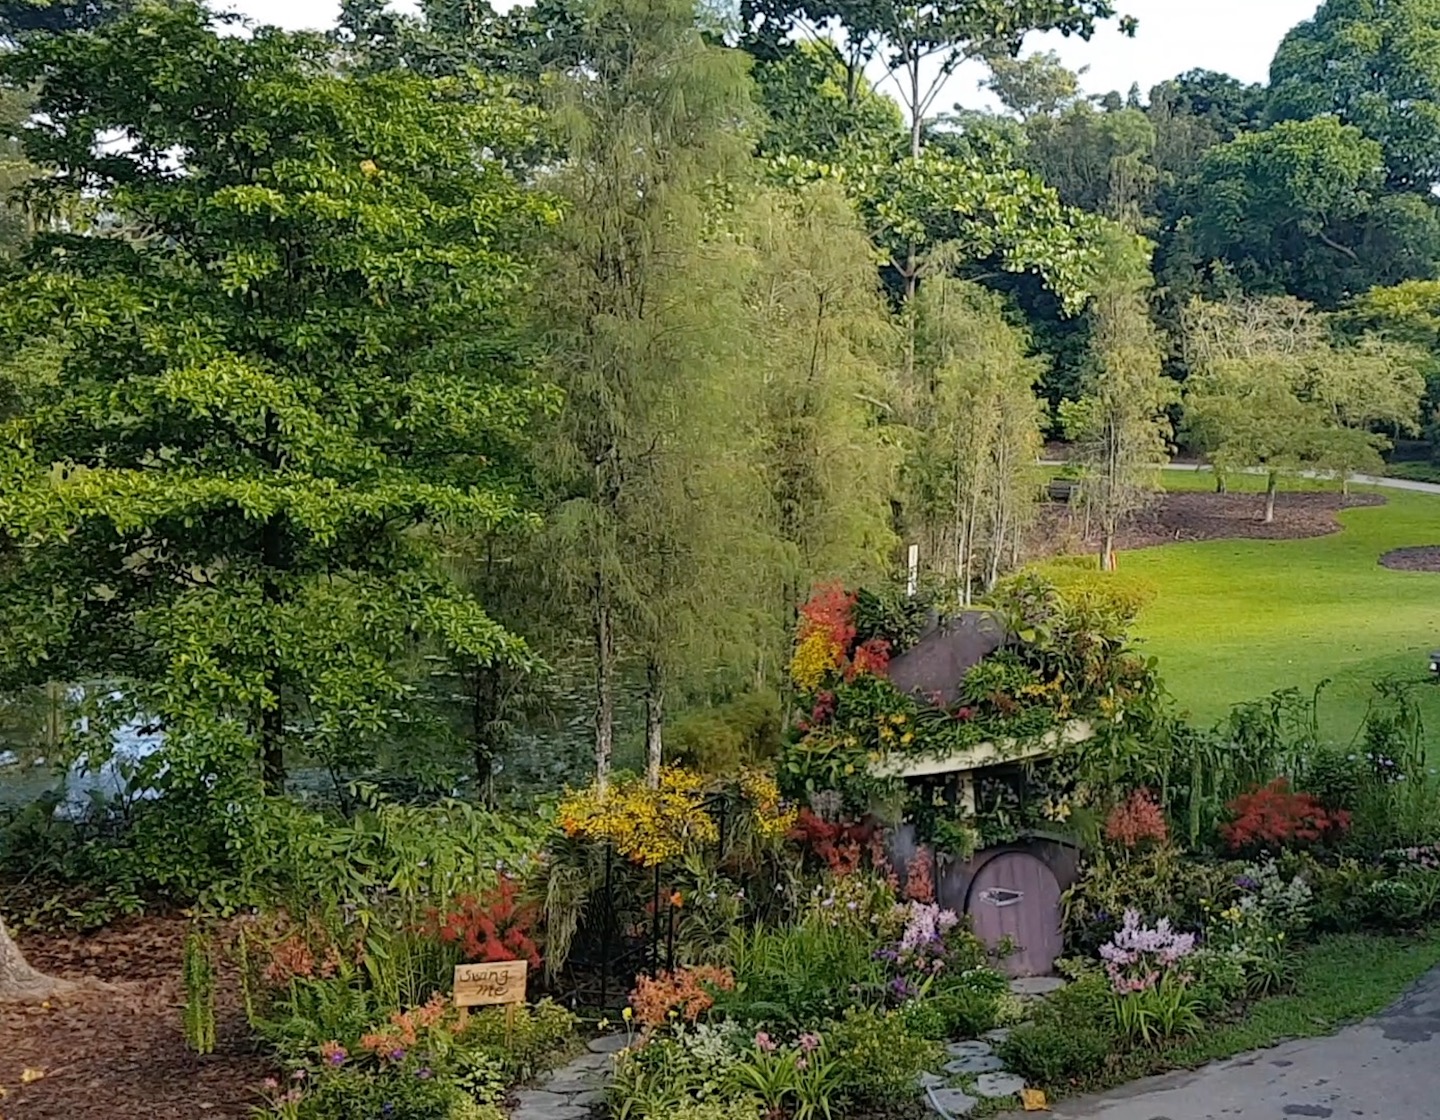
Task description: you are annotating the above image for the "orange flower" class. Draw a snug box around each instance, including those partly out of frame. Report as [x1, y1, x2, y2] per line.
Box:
[670, 891, 684, 909]
[629, 966, 735, 1027]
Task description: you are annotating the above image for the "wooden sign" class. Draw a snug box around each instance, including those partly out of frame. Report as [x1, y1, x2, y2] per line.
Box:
[453, 960, 527, 1009]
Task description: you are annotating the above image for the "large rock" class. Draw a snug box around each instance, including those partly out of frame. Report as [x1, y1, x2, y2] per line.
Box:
[587, 1033, 631, 1054]
[943, 1054, 1005, 1075]
[925, 1087, 978, 1117]
[972, 1072, 1027, 1099]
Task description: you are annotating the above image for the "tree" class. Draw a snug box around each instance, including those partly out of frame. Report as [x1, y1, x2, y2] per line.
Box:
[0, 4, 552, 806]
[905, 276, 1045, 597]
[1062, 223, 1175, 570]
[1190, 117, 1440, 306]
[0, 916, 72, 1001]
[531, 0, 761, 790]
[751, 38, 904, 161]
[744, 182, 899, 645]
[1022, 100, 1158, 220]
[1182, 296, 1426, 515]
[0, 0, 133, 41]
[1269, 0, 1440, 191]
[982, 49, 1084, 120]
[1339, 279, 1440, 448]
[741, 0, 1129, 158]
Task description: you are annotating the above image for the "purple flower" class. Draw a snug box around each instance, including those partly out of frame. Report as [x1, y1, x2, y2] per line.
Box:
[416, 1068, 433, 1080]
[389, 1048, 407, 1062]
[755, 1031, 777, 1053]
[1235, 876, 1258, 891]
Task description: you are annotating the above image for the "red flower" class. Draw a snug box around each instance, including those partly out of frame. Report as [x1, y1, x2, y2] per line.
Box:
[424, 875, 541, 968]
[1221, 778, 1350, 853]
[798, 582, 858, 658]
[846, 637, 892, 681]
[1105, 789, 1169, 849]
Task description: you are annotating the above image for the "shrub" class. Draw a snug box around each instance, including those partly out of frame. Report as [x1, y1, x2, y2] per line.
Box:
[427, 876, 540, 968]
[630, 967, 737, 1027]
[824, 1007, 941, 1109]
[458, 1000, 576, 1083]
[1221, 779, 1349, 854]
[268, 1062, 473, 1120]
[1104, 790, 1169, 850]
[718, 917, 885, 1025]
[997, 1021, 1113, 1088]
[669, 692, 785, 774]
[910, 985, 1001, 1040]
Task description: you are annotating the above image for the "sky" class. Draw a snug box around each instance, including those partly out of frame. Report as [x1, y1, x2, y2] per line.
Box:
[218, 0, 1323, 111]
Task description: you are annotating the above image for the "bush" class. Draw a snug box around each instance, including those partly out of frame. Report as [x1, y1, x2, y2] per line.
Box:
[717, 917, 885, 1025]
[824, 1007, 941, 1109]
[459, 1000, 577, 1083]
[668, 692, 785, 774]
[900, 985, 1001, 1040]
[997, 1021, 1113, 1088]
[1220, 779, 1349, 854]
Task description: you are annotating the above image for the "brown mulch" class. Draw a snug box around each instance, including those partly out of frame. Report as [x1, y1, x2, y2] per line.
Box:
[0, 916, 270, 1120]
[1380, 546, 1440, 572]
[1031, 489, 1385, 557]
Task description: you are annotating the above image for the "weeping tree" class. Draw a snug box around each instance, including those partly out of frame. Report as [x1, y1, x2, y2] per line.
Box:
[744, 182, 900, 666]
[906, 276, 1046, 601]
[1062, 223, 1175, 570]
[533, 0, 762, 790]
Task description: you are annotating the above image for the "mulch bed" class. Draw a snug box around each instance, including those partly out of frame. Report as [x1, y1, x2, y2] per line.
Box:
[1032, 490, 1385, 556]
[1379, 546, 1440, 572]
[0, 916, 269, 1120]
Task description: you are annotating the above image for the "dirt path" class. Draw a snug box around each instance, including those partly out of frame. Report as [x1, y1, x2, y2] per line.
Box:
[0, 916, 269, 1120]
[999, 966, 1440, 1120]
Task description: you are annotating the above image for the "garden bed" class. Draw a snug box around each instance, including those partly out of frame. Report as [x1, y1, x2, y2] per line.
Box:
[1032, 491, 1384, 556]
[1378, 546, 1440, 572]
[0, 915, 268, 1120]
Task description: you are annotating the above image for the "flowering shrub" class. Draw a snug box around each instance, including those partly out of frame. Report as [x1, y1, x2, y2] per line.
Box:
[630, 966, 737, 1027]
[876, 902, 962, 1002]
[1104, 790, 1169, 850]
[558, 767, 719, 866]
[427, 876, 540, 968]
[737, 768, 798, 840]
[1221, 779, 1350, 853]
[788, 809, 888, 877]
[903, 847, 935, 903]
[788, 583, 895, 694]
[847, 637, 892, 681]
[1382, 844, 1440, 873]
[1098, 910, 1196, 994]
[359, 992, 452, 1059]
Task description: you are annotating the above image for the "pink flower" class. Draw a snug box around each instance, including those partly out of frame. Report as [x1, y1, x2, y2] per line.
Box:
[755, 1031, 777, 1053]
[799, 1032, 821, 1053]
[262, 1078, 279, 1091]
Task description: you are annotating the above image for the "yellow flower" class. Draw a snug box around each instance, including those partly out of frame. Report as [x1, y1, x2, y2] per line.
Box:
[790, 631, 841, 692]
[622, 1007, 633, 1022]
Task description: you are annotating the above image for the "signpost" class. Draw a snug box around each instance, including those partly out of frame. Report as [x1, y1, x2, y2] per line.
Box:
[453, 959, 527, 1031]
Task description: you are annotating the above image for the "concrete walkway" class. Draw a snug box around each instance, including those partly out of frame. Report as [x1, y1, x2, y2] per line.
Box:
[1037, 460, 1440, 498]
[998, 967, 1440, 1120]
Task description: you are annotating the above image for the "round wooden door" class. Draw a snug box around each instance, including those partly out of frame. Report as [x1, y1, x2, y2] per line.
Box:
[965, 851, 1063, 978]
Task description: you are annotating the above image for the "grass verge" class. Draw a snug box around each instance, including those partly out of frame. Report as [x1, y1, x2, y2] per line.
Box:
[1037, 928, 1440, 1106]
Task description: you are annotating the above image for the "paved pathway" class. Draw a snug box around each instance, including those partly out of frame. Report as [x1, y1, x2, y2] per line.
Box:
[997, 967, 1440, 1120]
[1038, 460, 1440, 497]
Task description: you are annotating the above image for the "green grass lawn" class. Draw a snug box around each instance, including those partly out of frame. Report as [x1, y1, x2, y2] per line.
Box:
[1122, 469, 1440, 737]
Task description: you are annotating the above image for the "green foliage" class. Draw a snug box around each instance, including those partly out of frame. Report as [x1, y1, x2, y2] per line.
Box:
[718, 916, 885, 1025]
[182, 928, 217, 1055]
[998, 1015, 1115, 1087]
[459, 1001, 578, 1084]
[1269, 0, 1440, 191]
[668, 693, 786, 775]
[822, 1006, 941, 1108]
[0, 1, 555, 816]
[1110, 975, 1203, 1046]
[1190, 117, 1440, 306]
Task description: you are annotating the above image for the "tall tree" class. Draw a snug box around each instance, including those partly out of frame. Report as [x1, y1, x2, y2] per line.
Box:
[745, 182, 899, 650]
[982, 48, 1085, 121]
[533, 0, 759, 790]
[0, 3, 552, 803]
[1061, 223, 1175, 570]
[1190, 117, 1440, 307]
[0, 916, 72, 1001]
[1269, 0, 1440, 192]
[906, 276, 1045, 598]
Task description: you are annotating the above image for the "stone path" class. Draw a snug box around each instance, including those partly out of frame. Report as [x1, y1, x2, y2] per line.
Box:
[995, 965, 1440, 1120]
[510, 1033, 626, 1120]
[918, 976, 1058, 1117]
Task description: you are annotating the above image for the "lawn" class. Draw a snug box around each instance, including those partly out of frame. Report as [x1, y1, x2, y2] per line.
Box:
[1122, 468, 1440, 736]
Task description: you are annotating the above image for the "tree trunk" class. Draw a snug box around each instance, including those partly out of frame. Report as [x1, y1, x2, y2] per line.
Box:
[1264, 472, 1278, 524]
[594, 584, 614, 796]
[0, 916, 72, 1002]
[1100, 523, 1117, 572]
[644, 658, 664, 789]
[1215, 470, 1227, 494]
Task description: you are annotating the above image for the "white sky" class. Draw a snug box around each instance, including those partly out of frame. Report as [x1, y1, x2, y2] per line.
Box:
[220, 0, 1323, 109]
